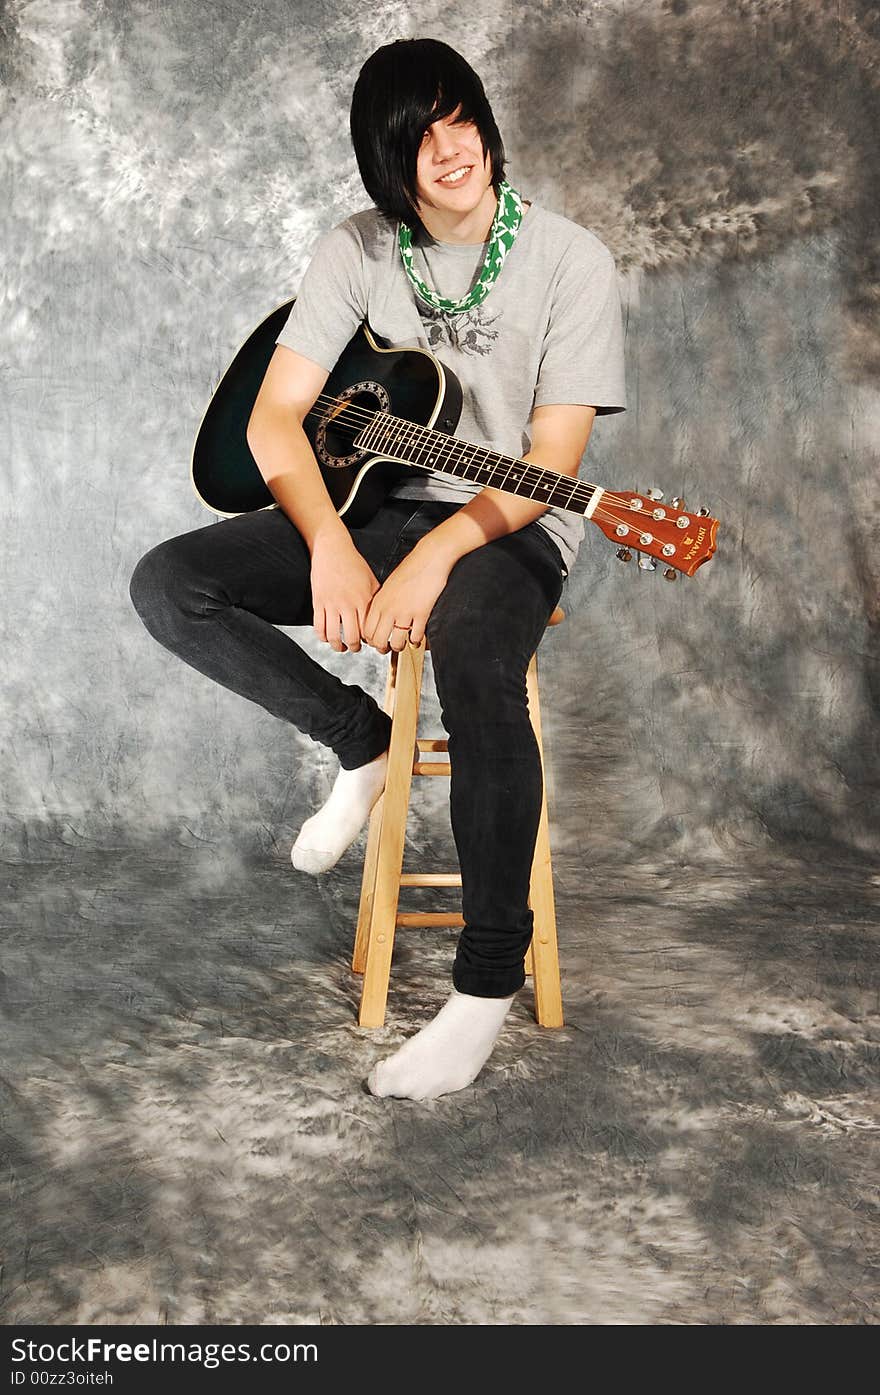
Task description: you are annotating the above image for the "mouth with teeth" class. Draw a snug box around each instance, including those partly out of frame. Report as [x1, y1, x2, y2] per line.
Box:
[436, 165, 473, 185]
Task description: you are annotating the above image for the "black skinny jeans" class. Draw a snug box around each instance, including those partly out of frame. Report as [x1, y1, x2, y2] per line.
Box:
[128, 497, 565, 997]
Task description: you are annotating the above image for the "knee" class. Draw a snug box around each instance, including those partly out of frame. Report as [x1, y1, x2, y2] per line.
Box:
[128, 539, 194, 634]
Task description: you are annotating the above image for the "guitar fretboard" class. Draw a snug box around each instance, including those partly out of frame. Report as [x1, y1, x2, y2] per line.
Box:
[354, 412, 602, 517]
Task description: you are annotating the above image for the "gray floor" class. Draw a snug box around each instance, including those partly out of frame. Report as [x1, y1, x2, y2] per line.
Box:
[3, 838, 878, 1324]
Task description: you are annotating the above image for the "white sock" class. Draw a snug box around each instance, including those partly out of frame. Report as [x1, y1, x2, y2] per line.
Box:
[291, 741, 418, 875]
[366, 989, 515, 1101]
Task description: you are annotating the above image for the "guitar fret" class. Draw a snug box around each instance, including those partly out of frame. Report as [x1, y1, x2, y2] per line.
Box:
[414, 423, 433, 468]
[435, 435, 455, 473]
[487, 453, 506, 489]
[397, 417, 419, 460]
[378, 415, 397, 453]
[482, 448, 501, 487]
[493, 455, 517, 492]
[355, 411, 599, 519]
[411, 421, 431, 467]
[546, 478, 578, 511]
[356, 413, 381, 453]
[526, 470, 545, 500]
[438, 436, 459, 475]
[413, 423, 444, 471]
[441, 436, 463, 477]
[420, 425, 440, 470]
[462, 445, 482, 483]
[448, 438, 473, 481]
[430, 431, 455, 474]
[554, 476, 579, 508]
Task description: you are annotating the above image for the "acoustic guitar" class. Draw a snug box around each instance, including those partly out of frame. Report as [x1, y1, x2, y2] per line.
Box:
[191, 300, 719, 578]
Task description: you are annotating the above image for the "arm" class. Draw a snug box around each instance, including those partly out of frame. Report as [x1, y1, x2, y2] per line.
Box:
[247, 344, 343, 550]
[409, 402, 597, 567]
[360, 403, 596, 653]
[246, 344, 380, 653]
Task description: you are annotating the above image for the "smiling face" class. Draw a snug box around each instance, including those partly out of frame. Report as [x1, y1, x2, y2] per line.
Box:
[413, 102, 496, 232]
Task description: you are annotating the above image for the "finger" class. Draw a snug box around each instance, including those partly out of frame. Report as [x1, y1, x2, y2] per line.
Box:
[313, 605, 327, 644]
[367, 609, 389, 653]
[365, 603, 386, 649]
[360, 598, 377, 644]
[390, 618, 413, 652]
[327, 612, 346, 652]
[341, 608, 361, 653]
[367, 594, 386, 630]
[409, 616, 426, 646]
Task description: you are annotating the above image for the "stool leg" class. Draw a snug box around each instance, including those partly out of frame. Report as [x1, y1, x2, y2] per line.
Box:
[358, 639, 425, 1027]
[526, 651, 564, 1028]
[353, 656, 396, 975]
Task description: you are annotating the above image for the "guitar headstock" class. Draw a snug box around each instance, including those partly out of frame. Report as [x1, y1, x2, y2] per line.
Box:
[592, 489, 719, 578]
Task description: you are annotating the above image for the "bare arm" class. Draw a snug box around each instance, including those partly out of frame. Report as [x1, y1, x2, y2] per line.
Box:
[246, 344, 345, 551]
[360, 404, 597, 654]
[413, 403, 598, 566]
[246, 344, 379, 653]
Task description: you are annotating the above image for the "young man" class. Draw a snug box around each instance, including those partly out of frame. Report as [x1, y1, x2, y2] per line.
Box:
[129, 39, 626, 1101]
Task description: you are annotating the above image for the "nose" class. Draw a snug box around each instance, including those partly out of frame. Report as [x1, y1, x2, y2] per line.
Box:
[431, 124, 462, 164]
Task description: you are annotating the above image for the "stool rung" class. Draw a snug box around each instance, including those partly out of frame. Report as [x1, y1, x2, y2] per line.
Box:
[413, 761, 451, 776]
[417, 738, 448, 752]
[399, 872, 462, 887]
[396, 911, 465, 928]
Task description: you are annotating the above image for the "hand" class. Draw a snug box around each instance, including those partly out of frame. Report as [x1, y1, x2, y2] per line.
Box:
[362, 538, 454, 654]
[310, 529, 380, 653]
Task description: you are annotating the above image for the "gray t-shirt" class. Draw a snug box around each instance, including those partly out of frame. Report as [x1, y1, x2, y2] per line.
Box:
[275, 200, 626, 572]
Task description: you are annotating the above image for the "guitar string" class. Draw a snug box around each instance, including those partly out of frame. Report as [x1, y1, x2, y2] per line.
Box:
[304, 393, 646, 515]
[303, 395, 599, 506]
[301, 393, 662, 519]
[302, 400, 709, 557]
[300, 393, 691, 559]
[298, 393, 707, 559]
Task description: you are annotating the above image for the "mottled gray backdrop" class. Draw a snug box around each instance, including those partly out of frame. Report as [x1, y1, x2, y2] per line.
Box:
[2, 0, 879, 1326]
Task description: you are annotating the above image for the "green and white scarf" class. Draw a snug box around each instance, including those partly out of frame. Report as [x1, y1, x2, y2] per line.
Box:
[398, 178, 524, 315]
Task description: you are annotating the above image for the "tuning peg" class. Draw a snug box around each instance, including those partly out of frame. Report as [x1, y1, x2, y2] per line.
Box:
[616, 547, 632, 563]
[645, 487, 664, 501]
[671, 496, 685, 509]
[697, 506, 711, 516]
[638, 555, 657, 571]
[663, 567, 678, 581]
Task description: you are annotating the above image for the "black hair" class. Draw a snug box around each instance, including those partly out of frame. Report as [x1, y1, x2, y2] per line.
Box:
[349, 38, 506, 233]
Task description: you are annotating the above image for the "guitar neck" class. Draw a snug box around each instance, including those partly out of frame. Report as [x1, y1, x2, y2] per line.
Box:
[354, 412, 603, 519]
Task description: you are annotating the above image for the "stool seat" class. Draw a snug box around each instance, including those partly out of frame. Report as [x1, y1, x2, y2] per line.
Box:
[352, 606, 565, 1027]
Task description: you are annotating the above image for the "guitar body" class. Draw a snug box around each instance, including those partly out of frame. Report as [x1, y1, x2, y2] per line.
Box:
[191, 299, 464, 526]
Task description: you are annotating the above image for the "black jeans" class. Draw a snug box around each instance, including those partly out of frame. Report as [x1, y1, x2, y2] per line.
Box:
[128, 498, 565, 997]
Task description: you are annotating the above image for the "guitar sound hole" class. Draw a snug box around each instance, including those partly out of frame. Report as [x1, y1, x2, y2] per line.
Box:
[324, 392, 377, 456]
[316, 381, 390, 470]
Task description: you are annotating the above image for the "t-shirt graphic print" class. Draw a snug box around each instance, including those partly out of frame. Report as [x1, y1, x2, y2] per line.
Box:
[419, 301, 503, 357]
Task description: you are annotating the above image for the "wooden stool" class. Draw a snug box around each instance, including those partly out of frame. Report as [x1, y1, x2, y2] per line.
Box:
[352, 606, 565, 1028]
